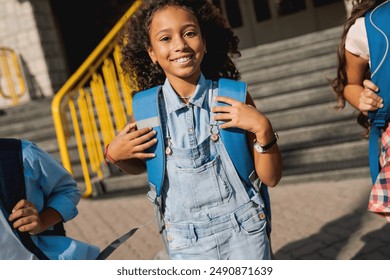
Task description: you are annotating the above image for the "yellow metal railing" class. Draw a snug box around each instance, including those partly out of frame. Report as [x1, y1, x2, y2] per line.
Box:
[0, 47, 26, 105]
[51, 0, 142, 198]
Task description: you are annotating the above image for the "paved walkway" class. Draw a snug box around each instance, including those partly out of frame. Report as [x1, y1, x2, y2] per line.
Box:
[65, 177, 390, 260]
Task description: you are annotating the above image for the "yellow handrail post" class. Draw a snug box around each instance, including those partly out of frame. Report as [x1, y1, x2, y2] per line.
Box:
[0, 47, 26, 105]
[51, 0, 142, 197]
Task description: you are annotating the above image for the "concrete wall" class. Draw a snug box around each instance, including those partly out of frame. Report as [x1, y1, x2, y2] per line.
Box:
[0, 0, 67, 108]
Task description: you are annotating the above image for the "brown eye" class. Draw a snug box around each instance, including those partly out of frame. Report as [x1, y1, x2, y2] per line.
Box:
[184, 31, 196, 37]
[160, 36, 171, 42]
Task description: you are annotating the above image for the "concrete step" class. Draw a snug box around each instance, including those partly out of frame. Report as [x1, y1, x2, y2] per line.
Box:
[243, 52, 336, 85]
[248, 68, 335, 98]
[282, 140, 368, 176]
[279, 166, 370, 185]
[237, 37, 338, 73]
[268, 102, 358, 131]
[0, 98, 53, 126]
[255, 85, 335, 113]
[239, 26, 342, 59]
[278, 119, 365, 151]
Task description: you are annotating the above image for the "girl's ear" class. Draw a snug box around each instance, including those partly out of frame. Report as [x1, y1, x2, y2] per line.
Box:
[147, 46, 157, 64]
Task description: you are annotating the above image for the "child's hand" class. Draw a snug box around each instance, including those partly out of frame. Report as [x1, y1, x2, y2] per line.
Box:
[359, 80, 382, 115]
[212, 96, 272, 136]
[107, 122, 157, 161]
[9, 199, 44, 234]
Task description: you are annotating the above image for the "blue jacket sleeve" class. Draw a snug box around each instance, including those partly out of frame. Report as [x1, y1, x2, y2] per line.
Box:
[22, 140, 81, 222]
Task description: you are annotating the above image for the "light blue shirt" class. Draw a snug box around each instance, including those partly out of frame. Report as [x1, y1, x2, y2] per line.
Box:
[0, 140, 99, 260]
[162, 74, 215, 148]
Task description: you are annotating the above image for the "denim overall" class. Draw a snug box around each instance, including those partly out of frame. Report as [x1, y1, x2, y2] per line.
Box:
[159, 75, 270, 260]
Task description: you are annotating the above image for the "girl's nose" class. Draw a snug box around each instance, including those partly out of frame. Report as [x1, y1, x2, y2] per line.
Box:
[173, 37, 188, 51]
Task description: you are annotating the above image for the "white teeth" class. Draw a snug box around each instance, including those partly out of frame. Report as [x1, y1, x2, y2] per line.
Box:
[175, 57, 190, 63]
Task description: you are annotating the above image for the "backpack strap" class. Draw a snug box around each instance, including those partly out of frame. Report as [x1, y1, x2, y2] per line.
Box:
[132, 86, 165, 197]
[365, 2, 390, 184]
[218, 78, 272, 236]
[218, 79, 253, 186]
[0, 138, 49, 260]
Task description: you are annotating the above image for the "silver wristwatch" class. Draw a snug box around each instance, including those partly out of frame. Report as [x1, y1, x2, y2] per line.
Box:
[253, 132, 279, 153]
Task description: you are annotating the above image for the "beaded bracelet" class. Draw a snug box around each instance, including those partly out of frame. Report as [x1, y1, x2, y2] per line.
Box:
[104, 144, 117, 165]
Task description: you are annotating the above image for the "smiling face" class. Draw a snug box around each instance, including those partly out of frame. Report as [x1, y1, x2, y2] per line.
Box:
[147, 5, 206, 85]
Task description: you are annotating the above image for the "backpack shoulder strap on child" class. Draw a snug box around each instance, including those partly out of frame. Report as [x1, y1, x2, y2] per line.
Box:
[365, 1, 390, 184]
[0, 138, 49, 260]
[132, 78, 272, 239]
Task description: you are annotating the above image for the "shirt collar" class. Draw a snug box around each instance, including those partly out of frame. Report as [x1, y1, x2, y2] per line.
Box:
[162, 74, 210, 113]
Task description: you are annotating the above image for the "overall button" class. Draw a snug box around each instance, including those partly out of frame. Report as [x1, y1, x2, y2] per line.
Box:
[259, 212, 266, 220]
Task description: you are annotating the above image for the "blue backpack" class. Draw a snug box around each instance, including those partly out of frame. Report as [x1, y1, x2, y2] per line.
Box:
[132, 78, 272, 239]
[365, 1, 390, 184]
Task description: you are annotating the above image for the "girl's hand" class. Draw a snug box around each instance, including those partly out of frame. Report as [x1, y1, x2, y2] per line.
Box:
[212, 96, 272, 136]
[107, 122, 157, 162]
[359, 80, 382, 116]
[9, 199, 44, 234]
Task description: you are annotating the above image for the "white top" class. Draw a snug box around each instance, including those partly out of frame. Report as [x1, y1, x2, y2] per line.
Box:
[345, 17, 370, 60]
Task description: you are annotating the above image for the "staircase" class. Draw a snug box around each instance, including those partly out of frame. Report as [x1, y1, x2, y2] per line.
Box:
[1, 26, 370, 193]
[237, 26, 370, 183]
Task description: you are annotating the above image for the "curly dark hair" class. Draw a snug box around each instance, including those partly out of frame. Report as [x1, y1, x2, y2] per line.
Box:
[331, 0, 386, 132]
[119, 0, 241, 92]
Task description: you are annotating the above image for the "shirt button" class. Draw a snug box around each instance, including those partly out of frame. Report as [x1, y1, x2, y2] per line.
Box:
[189, 128, 194, 133]
[167, 234, 173, 242]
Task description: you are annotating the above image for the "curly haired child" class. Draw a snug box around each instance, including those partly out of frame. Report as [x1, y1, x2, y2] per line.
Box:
[107, 0, 282, 259]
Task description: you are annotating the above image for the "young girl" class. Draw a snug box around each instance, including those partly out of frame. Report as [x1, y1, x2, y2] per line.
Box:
[107, 0, 282, 260]
[331, 0, 390, 221]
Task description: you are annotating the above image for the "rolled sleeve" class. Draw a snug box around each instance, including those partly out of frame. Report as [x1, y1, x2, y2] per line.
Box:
[46, 194, 79, 222]
[22, 140, 81, 222]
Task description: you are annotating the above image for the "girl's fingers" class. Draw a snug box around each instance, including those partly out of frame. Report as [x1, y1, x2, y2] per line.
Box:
[363, 79, 379, 92]
[131, 130, 157, 146]
[213, 96, 241, 106]
[219, 121, 233, 129]
[127, 127, 154, 141]
[133, 138, 158, 153]
[213, 112, 232, 122]
[133, 152, 156, 159]
[118, 123, 136, 136]
[212, 105, 232, 113]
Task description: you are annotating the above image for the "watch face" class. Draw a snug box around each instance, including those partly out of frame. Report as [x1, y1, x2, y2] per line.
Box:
[254, 142, 264, 153]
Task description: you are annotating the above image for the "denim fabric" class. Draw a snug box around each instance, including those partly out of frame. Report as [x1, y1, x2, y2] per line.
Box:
[160, 75, 270, 260]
